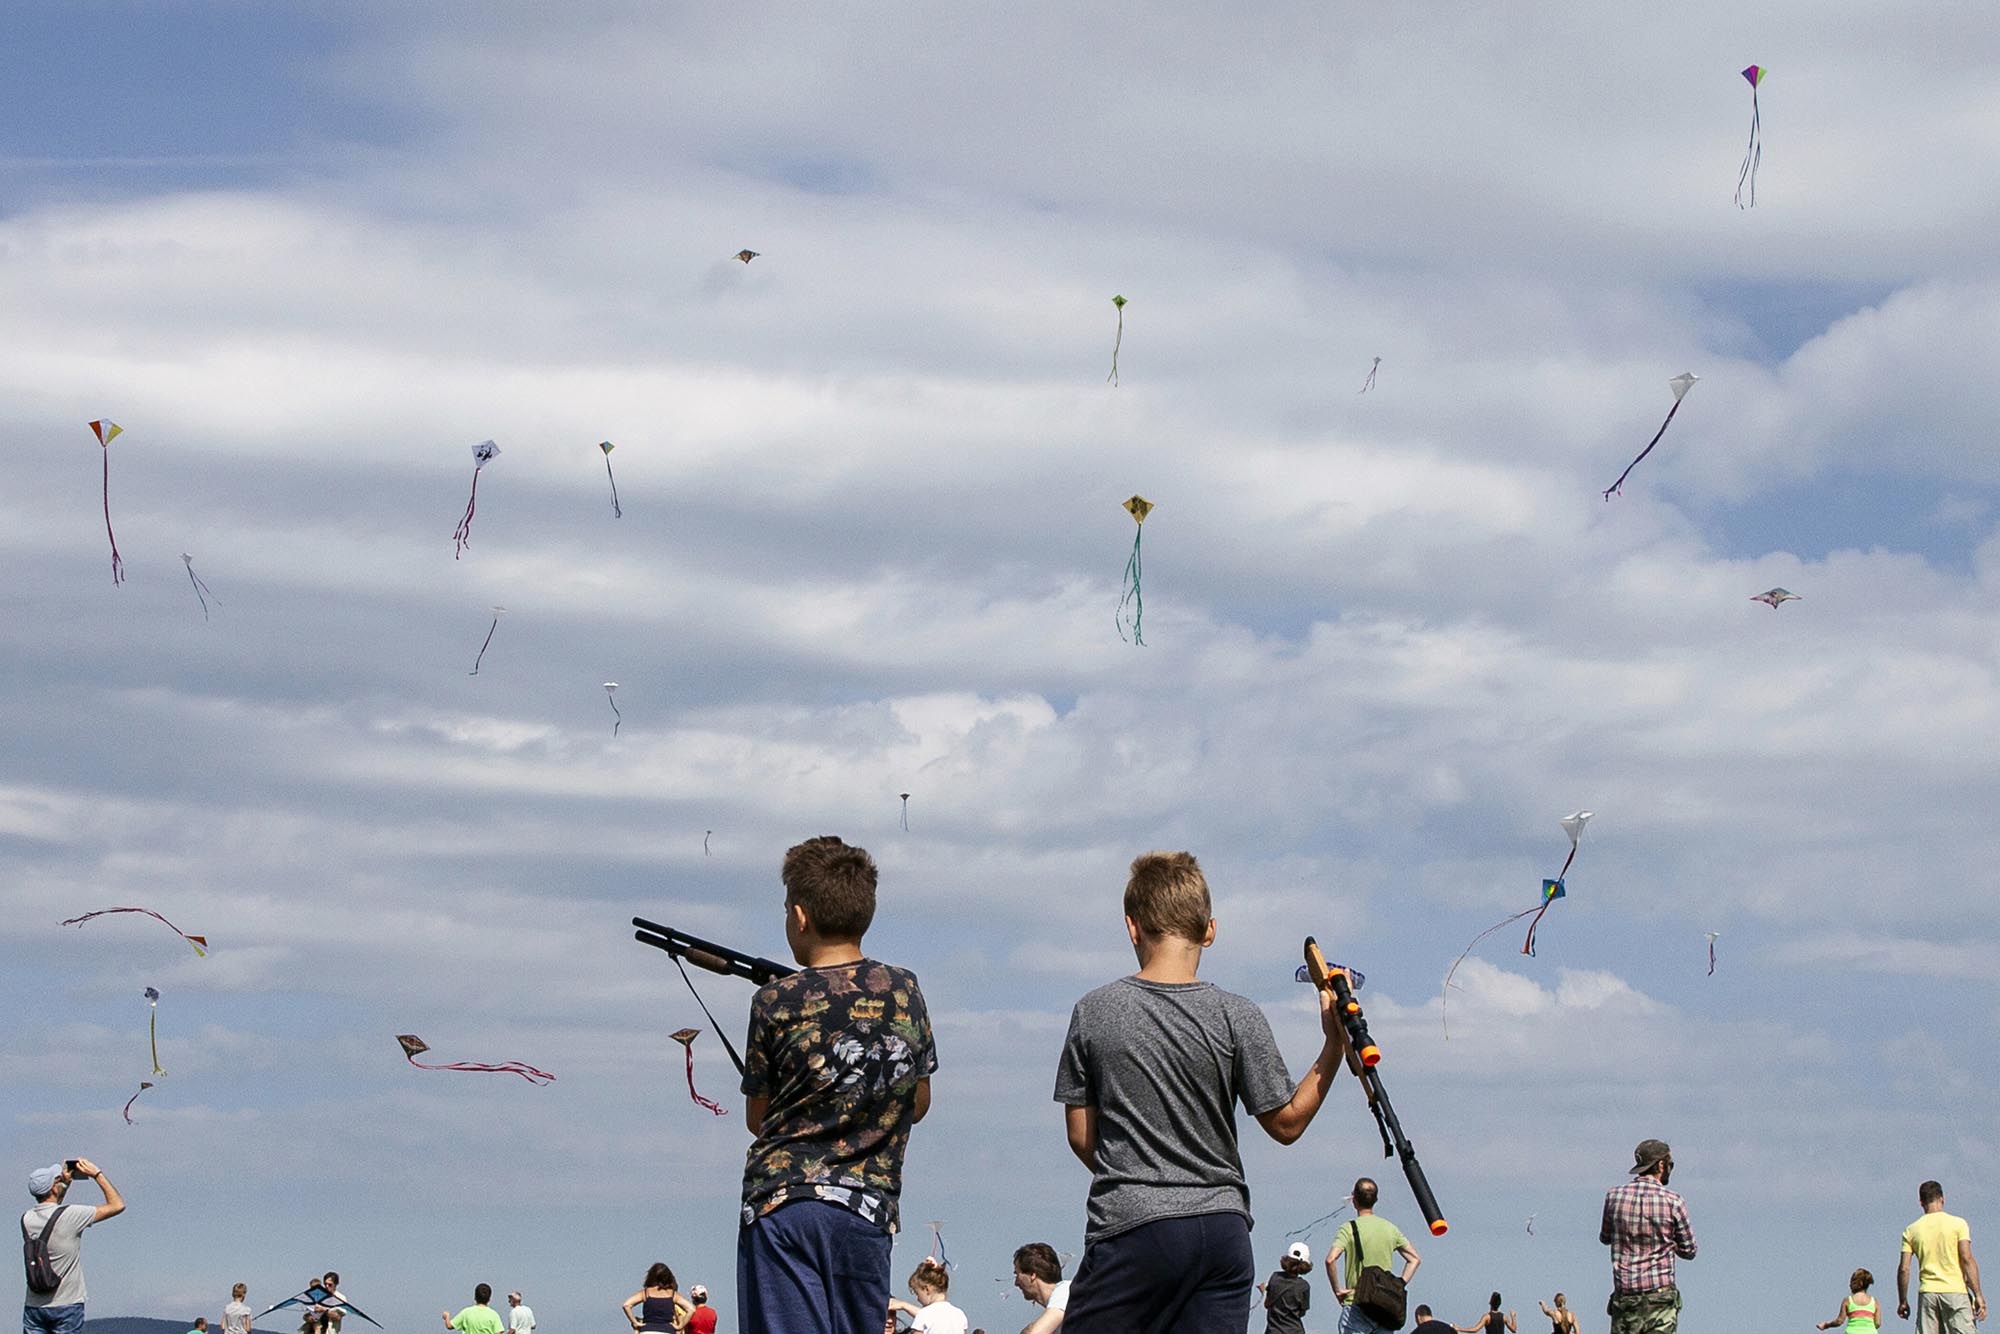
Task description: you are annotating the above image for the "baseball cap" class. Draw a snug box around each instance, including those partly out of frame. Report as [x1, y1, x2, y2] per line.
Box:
[28, 1163, 63, 1197]
[689, 1286, 707, 1301]
[506, 1294, 521, 1304]
[1630, 1138, 1671, 1173]
[1285, 1242, 1312, 1264]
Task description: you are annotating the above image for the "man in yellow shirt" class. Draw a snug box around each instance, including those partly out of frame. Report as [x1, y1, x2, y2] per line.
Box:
[1898, 1180, 1986, 1334]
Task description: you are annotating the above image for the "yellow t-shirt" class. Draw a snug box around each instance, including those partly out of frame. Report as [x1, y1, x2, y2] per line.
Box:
[1902, 1212, 1971, 1293]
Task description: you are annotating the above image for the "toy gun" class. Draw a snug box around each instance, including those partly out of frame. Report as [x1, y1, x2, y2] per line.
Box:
[1304, 936, 1449, 1236]
[632, 918, 796, 1075]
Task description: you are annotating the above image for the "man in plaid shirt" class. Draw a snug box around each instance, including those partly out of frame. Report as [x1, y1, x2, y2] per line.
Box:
[1600, 1139, 1697, 1334]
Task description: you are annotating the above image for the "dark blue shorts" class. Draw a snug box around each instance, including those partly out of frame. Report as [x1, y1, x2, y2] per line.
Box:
[736, 1200, 893, 1334]
[1060, 1211, 1257, 1334]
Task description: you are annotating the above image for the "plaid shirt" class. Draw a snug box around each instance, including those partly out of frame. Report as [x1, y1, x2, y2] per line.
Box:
[1600, 1176, 1697, 1293]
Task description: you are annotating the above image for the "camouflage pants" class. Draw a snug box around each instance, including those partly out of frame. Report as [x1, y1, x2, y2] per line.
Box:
[1607, 1286, 1681, 1334]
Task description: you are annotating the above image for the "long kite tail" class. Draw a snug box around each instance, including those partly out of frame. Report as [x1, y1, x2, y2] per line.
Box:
[121, 1081, 153, 1124]
[1108, 310, 1123, 385]
[61, 906, 208, 957]
[102, 449, 125, 585]
[1116, 531, 1145, 645]
[604, 455, 622, 518]
[1521, 898, 1558, 957]
[404, 1052, 555, 1085]
[607, 695, 622, 736]
[453, 470, 481, 558]
[149, 1006, 164, 1075]
[469, 617, 500, 675]
[1736, 91, 1762, 209]
[681, 1044, 727, 1117]
[1441, 906, 1542, 1038]
[1602, 398, 1685, 500]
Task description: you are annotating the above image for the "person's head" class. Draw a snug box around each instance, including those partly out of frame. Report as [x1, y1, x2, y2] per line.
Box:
[909, 1257, 949, 1301]
[782, 836, 877, 952]
[1921, 1180, 1945, 1209]
[1012, 1242, 1062, 1300]
[1490, 1293, 1503, 1311]
[473, 1285, 492, 1307]
[1553, 1294, 1566, 1310]
[1851, 1269, 1875, 1294]
[644, 1263, 676, 1292]
[1352, 1178, 1380, 1212]
[1282, 1241, 1312, 1275]
[233, 1285, 248, 1302]
[1415, 1308, 1434, 1322]
[322, 1274, 340, 1291]
[194, 1320, 209, 1330]
[1630, 1138, 1672, 1183]
[689, 1287, 707, 1308]
[506, 1294, 521, 1309]
[1123, 852, 1215, 954]
[28, 1163, 68, 1203]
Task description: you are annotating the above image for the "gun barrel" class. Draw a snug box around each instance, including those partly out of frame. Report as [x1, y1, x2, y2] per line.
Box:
[1360, 1066, 1449, 1236]
[631, 918, 793, 985]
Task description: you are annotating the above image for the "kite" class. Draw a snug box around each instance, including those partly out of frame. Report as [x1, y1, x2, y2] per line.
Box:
[900, 792, 910, 831]
[1751, 587, 1800, 609]
[926, 1220, 950, 1268]
[120, 1081, 154, 1125]
[1736, 65, 1765, 209]
[1107, 295, 1127, 385]
[1706, 931, 1720, 976]
[1603, 374, 1698, 500]
[145, 986, 165, 1076]
[603, 682, 621, 736]
[1359, 357, 1381, 394]
[452, 440, 500, 559]
[86, 420, 127, 585]
[181, 554, 218, 620]
[735, 249, 759, 264]
[597, 441, 622, 518]
[669, 1027, 727, 1116]
[1117, 495, 1152, 645]
[257, 1284, 382, 1330]
[61, 906, 208, 957]
[1295, 962, 1365, 990]
[1441, 811, 1592, 1036]
[468, 607, 506, 675]
[395, 1034, 554, 1085]
[1522, 811, 1591, 956]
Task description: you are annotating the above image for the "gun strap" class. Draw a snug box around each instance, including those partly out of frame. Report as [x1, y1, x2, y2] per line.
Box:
[673, 951, 750, 1078]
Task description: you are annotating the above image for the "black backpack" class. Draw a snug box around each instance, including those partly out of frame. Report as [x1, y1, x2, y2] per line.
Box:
[21, 1206, 71, 1296]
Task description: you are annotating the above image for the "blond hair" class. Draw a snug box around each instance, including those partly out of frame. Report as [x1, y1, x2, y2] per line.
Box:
[1124, 851, 1212, 943]
[910, 1257, 950, 1296]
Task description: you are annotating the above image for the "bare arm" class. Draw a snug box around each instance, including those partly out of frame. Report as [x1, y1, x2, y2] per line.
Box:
[672, 1293, 692, 1320]
[621, 1294, 644, 1328]
[1065, 1105, 1097, 1170]
[1961, 1242, 1984, 1319]
[1021, 1305, 1064, 1334]
[69, 1160, 123, 1222]
[1397, 1242, 1421, 1283]
[912, 1078, 931, 1125]
[1898, 1252, 1913, 1317]
[1508, 1312, 1518, 1332]
[745, 1095, 769, 1135]
[1254, 985, 1348, 1144]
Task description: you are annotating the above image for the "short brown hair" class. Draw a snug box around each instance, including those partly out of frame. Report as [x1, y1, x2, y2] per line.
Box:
[1123, 852, 1211, 942]
[1012, 1242, 1062, 1283]
[1851, 1269, 1874, 1293]
[783, 836, 877, 940]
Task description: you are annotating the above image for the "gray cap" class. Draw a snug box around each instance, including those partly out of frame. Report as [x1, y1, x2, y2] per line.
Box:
[1630, 1139, 1671, 1173]
[27, 1163, 63, 1197]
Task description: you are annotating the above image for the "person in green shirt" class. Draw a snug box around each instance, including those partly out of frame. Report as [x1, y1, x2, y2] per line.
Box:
[1324, 1177, 1423, 1334]
[442, 1284, 506, 1334]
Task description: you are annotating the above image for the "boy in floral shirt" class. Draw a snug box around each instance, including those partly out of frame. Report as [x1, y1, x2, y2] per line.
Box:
[737, 836, 938, 1334]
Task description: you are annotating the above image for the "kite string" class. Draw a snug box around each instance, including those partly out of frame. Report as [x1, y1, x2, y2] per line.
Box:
[1441, 905, 1542, 1038]
[102, 448, 124, 585]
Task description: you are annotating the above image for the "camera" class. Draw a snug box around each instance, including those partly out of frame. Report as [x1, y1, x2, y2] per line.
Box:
[64, 1160, 79, 1174]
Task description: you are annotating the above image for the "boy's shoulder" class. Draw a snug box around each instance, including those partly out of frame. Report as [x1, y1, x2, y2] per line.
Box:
[754, 958, 928, 1008]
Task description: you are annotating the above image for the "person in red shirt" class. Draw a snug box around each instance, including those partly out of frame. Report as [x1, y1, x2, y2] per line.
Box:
[684, 1286, 716, 1334]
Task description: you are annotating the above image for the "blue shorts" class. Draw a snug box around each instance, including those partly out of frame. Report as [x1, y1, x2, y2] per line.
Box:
[1060, 1211, 1256, 1334]
[736, 1200, 893, 1334]
[24, 1306, 86, 1334]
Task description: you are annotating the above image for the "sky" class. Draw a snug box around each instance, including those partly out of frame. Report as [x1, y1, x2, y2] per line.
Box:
[4, 1, 2000, 1329]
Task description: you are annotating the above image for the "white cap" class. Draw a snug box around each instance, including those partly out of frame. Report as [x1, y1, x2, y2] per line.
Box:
[1286, 1242, 1312, 1264]
[688, 1286, 707, 1301]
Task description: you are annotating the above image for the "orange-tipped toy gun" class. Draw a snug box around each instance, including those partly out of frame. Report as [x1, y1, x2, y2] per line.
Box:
[1305, 936, 1449, 1236]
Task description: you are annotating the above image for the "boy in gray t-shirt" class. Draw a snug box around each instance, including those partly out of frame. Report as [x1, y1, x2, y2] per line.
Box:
[1053, 851, 1352, 1334]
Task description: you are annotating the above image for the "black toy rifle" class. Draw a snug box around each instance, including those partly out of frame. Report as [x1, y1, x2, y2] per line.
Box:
[633, 917, 796, 1076]
[1304, 935, 1449, 1236]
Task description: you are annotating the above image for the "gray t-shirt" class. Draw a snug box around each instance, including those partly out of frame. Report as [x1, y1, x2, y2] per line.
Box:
[223, 1302, 253, 1334]
[21, 1203, 95, 1308]
[1054, 976, 1293, 1240]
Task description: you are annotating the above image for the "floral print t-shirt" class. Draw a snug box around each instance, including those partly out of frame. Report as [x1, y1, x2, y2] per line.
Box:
[739, 958, 938, 1231]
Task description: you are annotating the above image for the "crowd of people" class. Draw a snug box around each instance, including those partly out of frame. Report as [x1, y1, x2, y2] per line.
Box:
[18, 839, 1992, 1333]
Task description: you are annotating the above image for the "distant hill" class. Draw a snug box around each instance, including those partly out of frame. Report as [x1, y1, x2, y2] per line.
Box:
[89, 1319, 285, 1334]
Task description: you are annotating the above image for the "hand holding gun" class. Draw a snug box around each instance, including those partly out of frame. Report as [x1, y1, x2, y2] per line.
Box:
[1304, 936, 1449, 1236]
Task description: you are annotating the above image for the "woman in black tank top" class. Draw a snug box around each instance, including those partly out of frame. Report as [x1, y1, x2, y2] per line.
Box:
[621, 1264, 691, 1334]
[1456, 1293, 1517, 1334]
